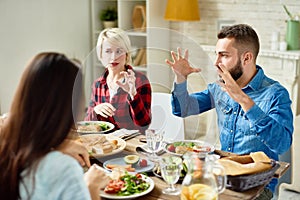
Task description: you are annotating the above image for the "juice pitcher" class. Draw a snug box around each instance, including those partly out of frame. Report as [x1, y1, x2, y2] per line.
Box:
[181, 152, 226, 200]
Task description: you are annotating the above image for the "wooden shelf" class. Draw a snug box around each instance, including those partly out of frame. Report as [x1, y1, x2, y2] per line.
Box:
[90, 0, 171, 89]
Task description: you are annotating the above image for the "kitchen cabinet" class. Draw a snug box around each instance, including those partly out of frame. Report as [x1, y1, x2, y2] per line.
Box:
[89, 0, 171, 90]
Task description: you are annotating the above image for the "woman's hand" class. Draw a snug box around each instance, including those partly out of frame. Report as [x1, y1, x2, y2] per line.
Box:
[84, 164, 111, 200]
[165, 47, 201, 83]
[116, 69, 137, 100]
[57, 139, 90, 167]
[94, 103, 116, 118]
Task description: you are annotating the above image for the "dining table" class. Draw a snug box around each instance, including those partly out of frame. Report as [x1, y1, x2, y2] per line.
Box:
[91, 133, 290, 200]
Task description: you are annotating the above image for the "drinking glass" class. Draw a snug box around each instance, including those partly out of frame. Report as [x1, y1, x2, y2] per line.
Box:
[159, 156, 182, 195]
[145, 129, 164, 161]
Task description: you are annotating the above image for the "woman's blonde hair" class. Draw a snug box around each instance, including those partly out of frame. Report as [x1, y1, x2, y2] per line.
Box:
[96, 28, 132, 65]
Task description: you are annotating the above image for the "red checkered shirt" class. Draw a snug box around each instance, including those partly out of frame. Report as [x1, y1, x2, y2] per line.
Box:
[85, 65, 152, 132]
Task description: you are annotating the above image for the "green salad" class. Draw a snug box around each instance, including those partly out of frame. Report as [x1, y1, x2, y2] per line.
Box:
[173, 141, 196, 148]
[104, 172, 150, 196]
[118, 173, 150, 196]
[79, 121, 110, 131]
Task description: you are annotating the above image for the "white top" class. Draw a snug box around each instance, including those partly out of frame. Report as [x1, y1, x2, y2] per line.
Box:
[19, 151, 91, 200]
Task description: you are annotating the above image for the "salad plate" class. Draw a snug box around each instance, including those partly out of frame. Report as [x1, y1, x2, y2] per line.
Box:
[164, 140, 215, 156]
[99, 174, 155, 199]
[103, 157, 155, 173]
[76, 121, 114, 134]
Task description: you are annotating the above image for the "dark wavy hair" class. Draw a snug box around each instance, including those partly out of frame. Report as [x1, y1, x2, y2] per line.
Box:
[0, 52, 83, 199]
[218, 24, 260, 61]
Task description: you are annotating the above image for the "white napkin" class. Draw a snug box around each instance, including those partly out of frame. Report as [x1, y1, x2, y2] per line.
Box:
[110, 128, 139, 139]
[136, 144, 165, 156]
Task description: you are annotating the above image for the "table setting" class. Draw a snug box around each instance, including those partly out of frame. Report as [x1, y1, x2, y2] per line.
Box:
[74, 125, 290, 200]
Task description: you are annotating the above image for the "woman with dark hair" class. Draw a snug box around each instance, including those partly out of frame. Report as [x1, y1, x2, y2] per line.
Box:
[0, 52, 109, 200]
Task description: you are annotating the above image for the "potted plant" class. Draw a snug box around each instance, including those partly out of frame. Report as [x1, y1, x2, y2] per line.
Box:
[282, 4, 300, 50]
[99, 7, 118, 29]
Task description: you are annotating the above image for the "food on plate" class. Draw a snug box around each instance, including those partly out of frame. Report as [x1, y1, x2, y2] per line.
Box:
[77, 121, 111, 132]
[166, 141, 212, 154]
[106, 164, 136, 172]
[78, 124, 102, 132]
[104, 172, 150, 196]
[92, 145, 113, 154]
[124, 155, 140, 165]
[175, 146, 193, 154]
[139, 159, 148, 167]
[167, 144, 176, 152]
[78, 135, 119, 154]
[217, 151, 273, 176]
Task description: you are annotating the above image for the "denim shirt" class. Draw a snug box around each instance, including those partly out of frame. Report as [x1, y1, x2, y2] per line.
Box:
[172, 66, 293, 192]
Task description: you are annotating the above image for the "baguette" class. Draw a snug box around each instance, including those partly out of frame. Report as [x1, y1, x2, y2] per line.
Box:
[222, 155, 254, 164]
[218, 151, 273, 176]
[217, 159, 272, 176]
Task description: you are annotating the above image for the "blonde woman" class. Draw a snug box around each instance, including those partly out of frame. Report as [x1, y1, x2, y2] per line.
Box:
[85, 28, 151, 132]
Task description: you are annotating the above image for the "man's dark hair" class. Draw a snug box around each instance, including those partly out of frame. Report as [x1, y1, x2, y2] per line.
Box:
[218, 24, 260, 60]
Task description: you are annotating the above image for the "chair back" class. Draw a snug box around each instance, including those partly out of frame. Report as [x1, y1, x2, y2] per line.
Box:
[149, 92, 184, 142]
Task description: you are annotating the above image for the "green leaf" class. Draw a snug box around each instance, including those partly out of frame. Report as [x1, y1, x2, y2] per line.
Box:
[283, 4, 293, 20]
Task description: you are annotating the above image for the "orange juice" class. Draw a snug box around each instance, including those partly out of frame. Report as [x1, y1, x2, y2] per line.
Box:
[181, 184, 217, 200]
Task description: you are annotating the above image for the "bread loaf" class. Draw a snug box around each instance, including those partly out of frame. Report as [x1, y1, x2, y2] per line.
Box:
[217, 159, 272, 176]
[250, 151, 271, 163]
[109, 140, 118, 149]
[92, 144, 113, 154]
[222, 155, 254, 164]
[217, 151, 272, 176]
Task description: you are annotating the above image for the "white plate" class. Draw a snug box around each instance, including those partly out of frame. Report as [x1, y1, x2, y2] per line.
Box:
[80, 134, 126, 158]
[99, 174, 154, 199]
[103, 157, 155, 173]
[77, 121, 115, 134]
[164, 140, 215, 156]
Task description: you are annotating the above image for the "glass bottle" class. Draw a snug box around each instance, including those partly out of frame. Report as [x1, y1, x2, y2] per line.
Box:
[181, 152, 226, 200]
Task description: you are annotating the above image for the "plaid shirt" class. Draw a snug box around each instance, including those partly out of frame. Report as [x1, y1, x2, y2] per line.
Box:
[85, 65, 152, 132]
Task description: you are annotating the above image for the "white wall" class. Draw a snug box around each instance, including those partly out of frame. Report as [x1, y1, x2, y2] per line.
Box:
[0, 0, 91, 113]
[171, 0, 300, 50]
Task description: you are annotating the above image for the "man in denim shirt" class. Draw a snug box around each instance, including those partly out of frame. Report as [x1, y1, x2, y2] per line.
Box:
[166, 24, 293, 200]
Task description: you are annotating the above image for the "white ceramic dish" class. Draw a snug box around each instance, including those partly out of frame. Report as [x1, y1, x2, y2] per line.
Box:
[99, 174, 154, 199]
[164, 140, 215, 156]
[80, 134, 126, 158]
[77, 121, 115, 134]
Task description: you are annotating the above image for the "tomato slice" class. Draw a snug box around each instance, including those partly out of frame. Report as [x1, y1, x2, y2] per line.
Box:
[104, 187, 116, 194]
[104, 179, 125, 194]
[135, 173, 142, 179]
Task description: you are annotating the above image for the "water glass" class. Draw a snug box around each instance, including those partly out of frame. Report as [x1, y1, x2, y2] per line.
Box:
[145, 129, 164, 161]
[160, 156, 182, 195]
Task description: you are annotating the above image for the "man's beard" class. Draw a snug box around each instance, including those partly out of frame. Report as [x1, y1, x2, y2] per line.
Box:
[229, 59, 243, 81]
